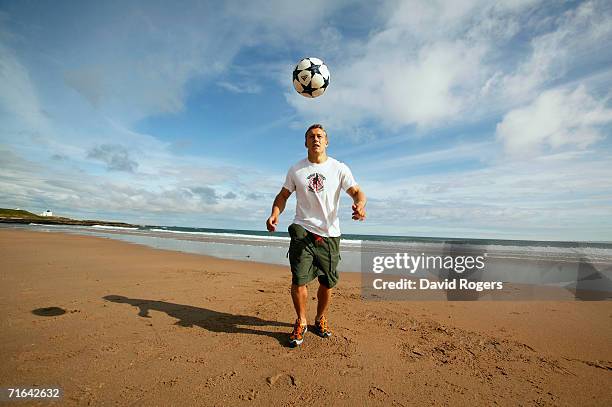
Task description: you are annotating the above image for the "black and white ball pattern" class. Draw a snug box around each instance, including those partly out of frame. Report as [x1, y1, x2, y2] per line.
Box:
[292, 57, 330, 98]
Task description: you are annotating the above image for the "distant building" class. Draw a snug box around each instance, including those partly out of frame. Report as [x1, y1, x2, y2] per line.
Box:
[41, 210, 53, 217]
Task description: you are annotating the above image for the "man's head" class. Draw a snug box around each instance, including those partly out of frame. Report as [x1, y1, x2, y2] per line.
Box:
[305, 123, 328, 155]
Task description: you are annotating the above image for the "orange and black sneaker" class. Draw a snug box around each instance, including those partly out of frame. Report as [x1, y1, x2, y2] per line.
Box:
[314, 316, 332, 338]
[289, 319, 307, 347]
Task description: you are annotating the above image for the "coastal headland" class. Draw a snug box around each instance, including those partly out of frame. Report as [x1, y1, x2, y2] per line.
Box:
[0, 208, 138, 228]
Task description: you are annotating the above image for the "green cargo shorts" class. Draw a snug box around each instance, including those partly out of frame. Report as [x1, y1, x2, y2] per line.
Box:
[288, 223, 341, 288]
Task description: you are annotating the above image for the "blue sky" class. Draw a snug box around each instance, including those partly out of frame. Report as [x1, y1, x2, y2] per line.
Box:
[1, 0, 611, 241]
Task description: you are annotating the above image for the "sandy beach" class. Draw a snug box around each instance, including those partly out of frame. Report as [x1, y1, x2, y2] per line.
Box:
[1, 228, 611, 406]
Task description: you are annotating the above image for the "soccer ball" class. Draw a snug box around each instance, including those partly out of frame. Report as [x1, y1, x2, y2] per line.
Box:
[292, 57, 330, 98]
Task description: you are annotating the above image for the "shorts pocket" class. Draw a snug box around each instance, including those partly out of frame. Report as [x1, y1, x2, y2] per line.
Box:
[288, 223, 308, 240]
[288, 233, 309, 264]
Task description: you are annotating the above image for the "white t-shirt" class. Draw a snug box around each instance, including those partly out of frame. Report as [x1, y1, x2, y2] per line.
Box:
[283, 157, 357, 237]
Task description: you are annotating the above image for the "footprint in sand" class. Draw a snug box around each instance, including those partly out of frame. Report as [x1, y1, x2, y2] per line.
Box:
[266, 373, 298, 387]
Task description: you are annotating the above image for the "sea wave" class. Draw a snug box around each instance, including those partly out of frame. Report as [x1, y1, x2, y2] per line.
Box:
[148, 228, 364, 247]
[91, 225, 140, 231]
[150, 228, 289, 241]
[17, 223, 612, 259]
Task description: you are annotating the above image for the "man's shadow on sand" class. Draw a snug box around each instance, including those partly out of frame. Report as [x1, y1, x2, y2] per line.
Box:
[104, 295, 293, 347]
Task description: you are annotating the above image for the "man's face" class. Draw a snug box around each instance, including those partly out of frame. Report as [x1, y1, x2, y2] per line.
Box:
[305, 128, 328, 154]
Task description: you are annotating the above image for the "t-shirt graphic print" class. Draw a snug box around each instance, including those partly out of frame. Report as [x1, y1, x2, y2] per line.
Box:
[307, 173, 326, 193]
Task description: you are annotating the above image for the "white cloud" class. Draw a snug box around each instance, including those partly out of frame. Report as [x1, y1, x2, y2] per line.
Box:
[359, 140, 496, 172]
[223, 0, 351, 46]
[0, 137, 288, 227]
[319, 40, 486, 130]
[217, 81, 262, 94]
[59, 14, 239, 123]
[496, 86, 612, 156]
[497, 0, 612, 102]
[87, 144, 139, 172]
[286, 0, 528, 131]
[54, 1, 352, 124]
[353, 149, 612, 239]
[0, 42, 50, 134]
[287, 0, 612, 135]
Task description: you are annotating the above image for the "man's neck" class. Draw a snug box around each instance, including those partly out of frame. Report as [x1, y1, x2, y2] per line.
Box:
[307, 152, 328, 164]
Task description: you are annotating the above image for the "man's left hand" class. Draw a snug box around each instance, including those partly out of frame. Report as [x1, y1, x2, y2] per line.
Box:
[352, 203, 366, 221]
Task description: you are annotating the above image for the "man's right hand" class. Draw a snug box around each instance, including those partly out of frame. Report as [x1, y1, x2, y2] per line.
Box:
[266, 214, 278, 232]
[268, 188, 291, 233]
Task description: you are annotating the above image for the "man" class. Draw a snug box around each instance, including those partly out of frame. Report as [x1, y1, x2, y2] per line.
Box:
[266, 124, 367, 347]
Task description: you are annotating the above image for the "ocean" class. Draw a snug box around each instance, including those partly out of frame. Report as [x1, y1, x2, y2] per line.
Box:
[3, 222, 611, 299]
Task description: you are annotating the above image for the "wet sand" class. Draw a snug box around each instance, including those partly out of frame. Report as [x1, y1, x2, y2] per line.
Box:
[1, 229, 611, 406]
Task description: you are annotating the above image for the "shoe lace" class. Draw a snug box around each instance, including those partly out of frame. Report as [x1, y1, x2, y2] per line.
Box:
[291, 320, 305, 338]
[317, 316, 328, 332]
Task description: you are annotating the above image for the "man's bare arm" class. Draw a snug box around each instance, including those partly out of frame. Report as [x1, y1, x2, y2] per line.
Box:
[347, 185, 367, 221]
[267, 187, 292, 232]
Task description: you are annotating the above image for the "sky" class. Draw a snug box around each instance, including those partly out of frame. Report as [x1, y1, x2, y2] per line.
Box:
[1, 0, 611, 241]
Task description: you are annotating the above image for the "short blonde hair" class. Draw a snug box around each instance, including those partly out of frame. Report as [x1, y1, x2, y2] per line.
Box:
[305, 123, 327, 138]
